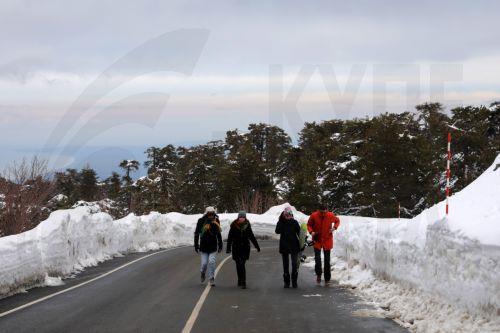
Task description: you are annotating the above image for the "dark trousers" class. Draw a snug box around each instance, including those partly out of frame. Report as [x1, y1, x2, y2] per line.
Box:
[235, 258, 247, 283]
[281, 253, 298, 277]
[314, 248, 331, 281]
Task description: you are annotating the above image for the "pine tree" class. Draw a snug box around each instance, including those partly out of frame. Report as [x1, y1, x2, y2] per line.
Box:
[119, 159, 139, 211]
[450, 105, 499, 192]
[176, 141, 226, 213]
[79, 166, 99, 202]
[104, 172, 122, 200]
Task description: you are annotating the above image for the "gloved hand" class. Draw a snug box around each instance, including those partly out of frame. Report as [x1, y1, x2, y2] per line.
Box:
[194, 246, 199, 253]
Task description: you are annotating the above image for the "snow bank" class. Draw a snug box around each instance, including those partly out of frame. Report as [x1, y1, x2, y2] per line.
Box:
[304, 257, 500, 333]
[0, 204, 290, 297]
[333, 155, 500, 329]
[0, 208, 193, 296]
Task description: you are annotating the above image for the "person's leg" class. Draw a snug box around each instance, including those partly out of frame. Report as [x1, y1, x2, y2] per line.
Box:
[235, 259, 242, 286]
[323, 249, 331, 282]
[314, 248, 322, 282]
[240, 259, 247, 288]
[208, 252, 217, 284]
[200, 252, 208, 282]
[281, 253, 290, 288]
[291, 252, 299, 288]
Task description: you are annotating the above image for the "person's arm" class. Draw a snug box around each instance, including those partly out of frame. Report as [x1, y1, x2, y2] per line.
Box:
[294, 220, 301, 236]
[194, 219, 202, 253]
[275, 216, 283, 234]
[226, 227, 233, 253]
[333, 214, 340, 230]
[307, 215, 315, 235]
[215, 220, 223, 252]
[248, 224, 260, 252]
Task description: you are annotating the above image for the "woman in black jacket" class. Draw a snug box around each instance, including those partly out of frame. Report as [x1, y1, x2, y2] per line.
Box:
[275, 207, 301, 288]
[226, 211, 260, 289]
[194, 207, 223, 286]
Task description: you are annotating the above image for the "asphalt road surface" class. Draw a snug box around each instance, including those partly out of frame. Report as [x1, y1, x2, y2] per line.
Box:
[0, 241, 407, 333]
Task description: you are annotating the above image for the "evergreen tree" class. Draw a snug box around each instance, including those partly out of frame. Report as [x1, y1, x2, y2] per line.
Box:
[450, 105, 499, 191]
[79, 166, 99, 202]
[104, 172, 122, 200]
[119, 159, 139, 211]
[54, 168, 80, 205]
[119, 160, 140, 185]
[176, 141, 226, 213]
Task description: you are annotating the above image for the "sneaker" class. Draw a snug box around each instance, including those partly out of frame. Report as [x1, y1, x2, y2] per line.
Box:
[209, 278, 215, 286]
[201, 272, 206, 283]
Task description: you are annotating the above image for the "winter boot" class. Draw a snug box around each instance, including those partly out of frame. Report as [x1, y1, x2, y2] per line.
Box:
[240, 281, 247, 289]
[316, 275, 321, 284]
[292, 272, 298, 288]
[283, 273, 290, 288]
[210, 278, 215, 287]
[201, 272, 206, 283]
[237, 279, 242, 287]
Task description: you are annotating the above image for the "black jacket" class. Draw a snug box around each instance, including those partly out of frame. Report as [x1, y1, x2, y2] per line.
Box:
[226, 219, 260, 260]
[275, 213, 300, 254]
[194, 215, 223, 253]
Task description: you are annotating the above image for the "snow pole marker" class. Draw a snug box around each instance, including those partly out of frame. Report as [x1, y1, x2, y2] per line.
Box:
[445, 132, 451, 215]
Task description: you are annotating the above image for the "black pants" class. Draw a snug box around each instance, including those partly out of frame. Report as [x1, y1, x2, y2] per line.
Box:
[234, 258, 247, 283]
[281, 253, 298, 277]
[314, 248, 331, 281]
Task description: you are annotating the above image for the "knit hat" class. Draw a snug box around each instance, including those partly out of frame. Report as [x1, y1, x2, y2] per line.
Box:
[283, 206, 293, 216]
[205, 206, 216, 214]
[238, 210, 247, 218]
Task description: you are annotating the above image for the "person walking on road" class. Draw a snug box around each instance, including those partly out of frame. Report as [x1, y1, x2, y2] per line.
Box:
[194, 206, 223, 287]
[275, 207, 301, 288]
[307, 204, 340, 284]
[226, 211, 261, 289]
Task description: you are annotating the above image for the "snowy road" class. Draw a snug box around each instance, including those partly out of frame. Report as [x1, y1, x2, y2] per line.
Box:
[0, 242, 406, 332]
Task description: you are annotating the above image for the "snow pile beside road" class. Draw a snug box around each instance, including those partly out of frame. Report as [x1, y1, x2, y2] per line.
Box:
[0, 204, 286, 297]
[332, 155, 500, 331]
[0, 208, 194, 296]
[305, 257, 500, 333]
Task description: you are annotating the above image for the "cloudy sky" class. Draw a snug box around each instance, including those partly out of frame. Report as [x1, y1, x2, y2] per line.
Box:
[1, 0, 500, 174]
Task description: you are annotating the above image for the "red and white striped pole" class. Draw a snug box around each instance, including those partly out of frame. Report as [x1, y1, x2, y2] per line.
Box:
[445, 132, 451, 215]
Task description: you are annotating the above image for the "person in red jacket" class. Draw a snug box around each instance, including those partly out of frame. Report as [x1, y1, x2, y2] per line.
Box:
[307, 204, 340, 284]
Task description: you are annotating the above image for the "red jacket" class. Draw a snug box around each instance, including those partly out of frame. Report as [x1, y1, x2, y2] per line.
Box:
[307, 211, 340, 250]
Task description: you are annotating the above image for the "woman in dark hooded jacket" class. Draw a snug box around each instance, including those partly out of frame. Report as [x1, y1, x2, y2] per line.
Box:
[194, 206, 223, 286]
[226, 211, 260, 289]
[275, 206, 301, 288]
